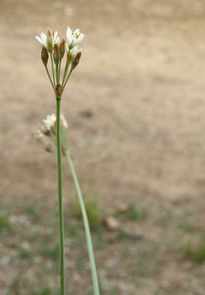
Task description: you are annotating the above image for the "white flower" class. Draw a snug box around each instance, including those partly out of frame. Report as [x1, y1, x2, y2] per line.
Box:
[43, 113, 68, 131]
[66, 45, 83, 57]
[60, 114, 68, 129]
[35, 33, 47, 47]
[32, 129, 44, 142]
[66, 27, 73, 45]
[66, 27, 85, 48]
[53, 31, 60, 46]
[35, 31, 60, 51]
[33, 114, 69, 154]
[43, 114, 56, 130]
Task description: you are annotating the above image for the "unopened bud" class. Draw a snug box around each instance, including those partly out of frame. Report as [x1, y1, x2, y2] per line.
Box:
[53, 44, 60, 64]
[47, 29, 53, 52]
[59, 39, 65, 60]
[55, 83, 63, 99]
[61, 145, 68, 155]
[41, 46, 49, 65]
[71, 51, 82, 70]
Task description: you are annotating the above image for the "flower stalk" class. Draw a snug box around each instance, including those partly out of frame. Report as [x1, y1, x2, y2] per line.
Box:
[50, 52, 56, 85]
[35, 26, 100, 295]
[56, 98, 65, 295]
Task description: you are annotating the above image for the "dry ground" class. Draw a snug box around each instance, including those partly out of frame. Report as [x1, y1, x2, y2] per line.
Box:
[1, 0, 205, 294]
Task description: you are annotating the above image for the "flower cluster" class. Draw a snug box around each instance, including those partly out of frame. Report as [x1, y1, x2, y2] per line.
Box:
[35, 27, 85, 98]
[32, 113, 69, 155]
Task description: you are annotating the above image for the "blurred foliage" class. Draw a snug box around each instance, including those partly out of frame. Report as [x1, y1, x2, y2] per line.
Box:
[69, 197, 101, 230]
[0, 213, 10, 231]
[182, 235, 205, 263]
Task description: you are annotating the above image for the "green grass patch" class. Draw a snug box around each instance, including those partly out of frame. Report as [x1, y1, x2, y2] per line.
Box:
[109, 285, 120, 294]
[126, 204, 149, 221]
[24, 204, 41, 221]
[64, 220, 85, 247]
[34, 287, 53, 295]
[0, 213, 10, 231]
[9, 275, 22, 290]
[181, 235, 205, 263]
[18, 247, 33, 259]
[69, 198, 101, 230]
[161, 208, 173, 227]
[133, 241, 159, 278]
[178, 211, 195, 233]
[116, 231, 139, 241]
[39, 244, 59, 260]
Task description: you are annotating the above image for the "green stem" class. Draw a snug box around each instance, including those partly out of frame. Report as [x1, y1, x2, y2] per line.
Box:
[59, 59, 62, 82]
[65, 152, 100, 295]
[45, 65, 54, 88]
[62, 55, 71, 86]
[56, 99, 65, 295]
[50, 52, 56, 86]
[63, 69, 73, 89]
[56, 62, 59, 84]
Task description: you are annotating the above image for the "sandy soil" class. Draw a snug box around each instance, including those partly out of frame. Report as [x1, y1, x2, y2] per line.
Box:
[1, 0, 205, 294]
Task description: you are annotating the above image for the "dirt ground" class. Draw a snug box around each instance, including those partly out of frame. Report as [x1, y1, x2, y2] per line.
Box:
[1, 0, 205, 294]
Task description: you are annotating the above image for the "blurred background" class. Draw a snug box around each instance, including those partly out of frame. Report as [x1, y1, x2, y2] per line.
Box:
[1, 0, 205, 294]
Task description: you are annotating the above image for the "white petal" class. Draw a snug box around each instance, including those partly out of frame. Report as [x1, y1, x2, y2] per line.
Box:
[66, 27, 73, 46]
[66, 27, 72, 39]
[54, 31, 58, 39]
[77, 33, 85, 42]
[72, 33, 84, 46]
[73, 28, 80, 35]
[41, 33, 47, 47]
[56, 36, 60, 45]
[72, 38, 79, 46]
[65, 43, 69, 52]
[70, 46, 78, 56]
[61, 114, 68, 128]
[35, 36, 43, 45]
[68, 37, 73, 46]
[41, 33, 46, 41]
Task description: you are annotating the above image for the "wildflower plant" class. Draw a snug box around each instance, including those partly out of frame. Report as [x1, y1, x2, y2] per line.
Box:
[35, 28, 100, 295]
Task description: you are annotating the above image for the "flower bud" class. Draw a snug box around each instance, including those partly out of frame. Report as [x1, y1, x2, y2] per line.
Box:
[47, 29, 53, 52]
[55, 83, 63, 99]
[61, 145, 68, 156]
[41, 46, 49, 65]
[59, 39, 65, 60]
[53, 44, 60, 64]
[71, 51, 82, 70]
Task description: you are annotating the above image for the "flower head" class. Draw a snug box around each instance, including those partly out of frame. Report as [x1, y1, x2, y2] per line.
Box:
[33, 113, 69, 155]
[35, 30, 60, 52]
[35, 26, 84, 92]
[66, 44, 83, 57]
[43, 113, 68, 131]
[32, 129, 44, 142]
[66, 27, 85, 49]
[43, 113, 56, 131]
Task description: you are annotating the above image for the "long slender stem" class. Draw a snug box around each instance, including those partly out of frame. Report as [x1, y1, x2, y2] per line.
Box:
[45, 65, 54, 88]
[65, 152, 100, 295]
[56, 99, 65, 295]
[56, 62, 60, 84]
[63, 69, 73, 89]
[50, 52, 56, 86]
[59, 59, 62, 82]
[62, 55, 71, 86]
